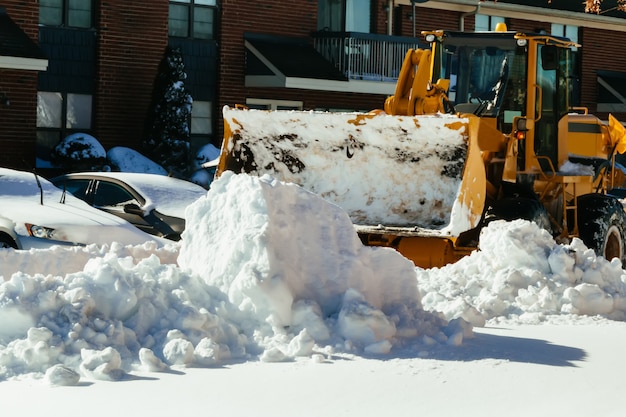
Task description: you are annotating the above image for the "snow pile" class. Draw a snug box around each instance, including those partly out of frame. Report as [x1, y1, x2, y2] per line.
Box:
[179, 172, 446, 355]
[0, 171, 450, 384]
[222, 107, 470, 232]
[0, 242, 179, 278]
[2, 171, 626, 385]
[419, 219, 626, 325]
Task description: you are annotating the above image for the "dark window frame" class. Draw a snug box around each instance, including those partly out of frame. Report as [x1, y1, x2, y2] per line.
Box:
[36, 91, 94, 166]
[39, 0, 94, 29]
[317, 0, 372, 33]
[169, 0, 217, 40]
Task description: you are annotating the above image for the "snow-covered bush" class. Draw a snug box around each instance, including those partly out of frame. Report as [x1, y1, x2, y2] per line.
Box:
[50, 133, 108, 172]
[189, 143, 220, 188]
[107, 146, 168, 175]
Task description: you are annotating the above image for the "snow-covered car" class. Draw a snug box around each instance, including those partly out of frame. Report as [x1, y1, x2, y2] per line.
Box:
[51, 172, 207, 241]
[0, 167, 166, 249]
[0, 214, 20, 249]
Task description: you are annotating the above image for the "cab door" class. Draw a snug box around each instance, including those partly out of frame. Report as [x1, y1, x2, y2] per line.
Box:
[534, 44, 569, 172]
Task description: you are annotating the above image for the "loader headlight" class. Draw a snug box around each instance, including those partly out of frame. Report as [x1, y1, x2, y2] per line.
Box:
[425, 34, 436, 43]
[26, 223, 56, 239]
[514, 117, 530, 140]
[515, 117, 530, 132]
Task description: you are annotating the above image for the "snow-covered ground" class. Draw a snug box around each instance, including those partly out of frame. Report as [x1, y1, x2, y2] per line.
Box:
[2, 169, 626, 416]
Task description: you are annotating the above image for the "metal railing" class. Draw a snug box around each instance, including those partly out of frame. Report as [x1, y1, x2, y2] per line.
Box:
[312, 31, 426, 82]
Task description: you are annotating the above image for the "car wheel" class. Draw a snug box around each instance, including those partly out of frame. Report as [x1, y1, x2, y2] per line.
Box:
[0, 233, 18, 249]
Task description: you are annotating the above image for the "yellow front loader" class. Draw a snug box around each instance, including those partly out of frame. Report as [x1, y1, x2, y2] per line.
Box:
[217, 25, 626, 269]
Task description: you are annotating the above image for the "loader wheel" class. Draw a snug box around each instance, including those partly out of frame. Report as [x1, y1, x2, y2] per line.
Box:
[577, 194, 626, 265]
[483, 197, 552, 234]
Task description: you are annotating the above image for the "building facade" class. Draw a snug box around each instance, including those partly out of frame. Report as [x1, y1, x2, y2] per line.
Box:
[1, 0, 626, 172]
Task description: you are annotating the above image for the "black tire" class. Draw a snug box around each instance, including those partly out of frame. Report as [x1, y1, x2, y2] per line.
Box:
[577, 194, 626, 265]
[483, 197, 552, 234]
[0, 233, 18, 249]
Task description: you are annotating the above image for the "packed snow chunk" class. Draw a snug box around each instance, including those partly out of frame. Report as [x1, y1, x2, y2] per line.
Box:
[3, 327, 63, 375]
[78, 255, 140, 320]
[138, 348, 169, 372]
[562, 284, 615, 316]
[80, 347, 125, 381]
[0, 306, 35, 344]
[443, 318, 474, 346]
[179, 172, 425, 351]
[337, 289, 396, 348]
[44, 364, 80, 386]
[364, 340, 393, 355]
[194, 338, 231, 366]
[260, 347, 287, 363]
[291, 300, 331, 342]
[163, 338, 195, 366]
[478, 219, 554, 274]
[287, 329, 315, 357]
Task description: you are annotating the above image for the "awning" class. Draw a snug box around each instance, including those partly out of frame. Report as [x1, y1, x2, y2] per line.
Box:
[597, 70, 626, 113]
[0, 7, 48, 71]
[244, 32, 394, 95]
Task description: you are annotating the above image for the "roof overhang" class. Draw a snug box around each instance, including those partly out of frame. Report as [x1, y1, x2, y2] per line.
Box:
[0, 8, 48, 72]
[0, 56, 48, 71]
[244, 33, 394, 95]
[396, 0, 626, 33]
[597, 70, 626, 113]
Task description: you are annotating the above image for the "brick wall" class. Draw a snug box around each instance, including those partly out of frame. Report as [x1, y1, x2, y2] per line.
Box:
[507, 18, 549, 33]
[94, 0, 169, 150]
[579, 27, 626, 120]
[397, 5, 465, 35]
[0, 0, 39, 170]
[216, 0, 423, 143]
[218, 0, 319, 109]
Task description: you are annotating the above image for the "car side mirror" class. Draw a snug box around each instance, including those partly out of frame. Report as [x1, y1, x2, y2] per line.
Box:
[124, 203, 144, 216]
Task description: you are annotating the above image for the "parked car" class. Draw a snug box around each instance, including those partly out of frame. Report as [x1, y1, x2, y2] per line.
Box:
[0, 168, 166, 249]
[0, 214, 20, 249]
[51, 172, 208, 241]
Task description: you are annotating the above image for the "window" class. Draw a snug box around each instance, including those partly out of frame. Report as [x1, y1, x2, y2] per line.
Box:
[189, 100, 214, 159]
[40, 0, 92, 28]
[474, 14, 505, 32]
[169, 0, 217, 40]
[552, 24, 578, 50]
[93, 182, 138, 208]
[318, 0, 371, 33]
[191, 101, 212, 135]
[36, 92, 93, 167]
[245, 99, 303, 111]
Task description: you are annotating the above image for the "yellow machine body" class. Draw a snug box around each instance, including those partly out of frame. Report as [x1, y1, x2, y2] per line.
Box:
[217, 26, 626, 269]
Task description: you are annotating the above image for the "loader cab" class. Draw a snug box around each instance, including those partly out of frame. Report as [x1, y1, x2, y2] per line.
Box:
[429, 30, 528, 131]
[427, 29, 577, 173]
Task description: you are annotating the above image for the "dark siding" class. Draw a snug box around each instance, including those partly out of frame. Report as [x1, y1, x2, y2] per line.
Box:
[168, 38, 218, 102]
[38, 28, 96, 93]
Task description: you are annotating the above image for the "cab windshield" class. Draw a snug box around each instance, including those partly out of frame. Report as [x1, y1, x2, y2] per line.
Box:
[435, 36, 527, 131]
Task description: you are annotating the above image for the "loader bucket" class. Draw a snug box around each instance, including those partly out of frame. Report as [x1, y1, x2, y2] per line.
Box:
[218, 106, 486, 236]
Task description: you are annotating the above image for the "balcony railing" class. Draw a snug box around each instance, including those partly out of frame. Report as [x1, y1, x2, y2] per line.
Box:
[312, 31, 427, 82]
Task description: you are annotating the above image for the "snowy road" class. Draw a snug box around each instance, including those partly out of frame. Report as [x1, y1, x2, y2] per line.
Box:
[3, 322, 624, 417]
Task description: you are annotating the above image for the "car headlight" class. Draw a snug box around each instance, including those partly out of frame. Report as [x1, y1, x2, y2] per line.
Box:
[25, 223, 56, 239]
